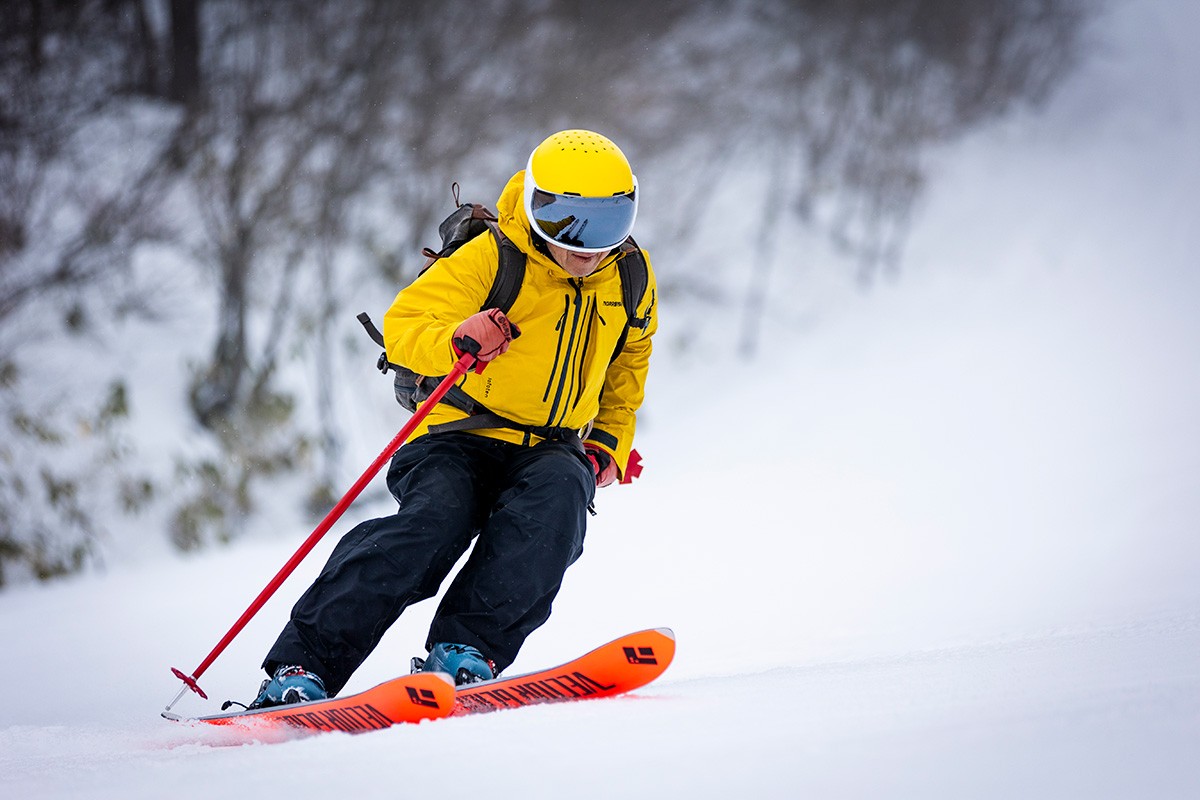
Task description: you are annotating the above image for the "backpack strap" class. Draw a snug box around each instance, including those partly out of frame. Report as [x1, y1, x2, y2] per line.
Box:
[357, 312, 403, 375]
[616, 238, 650, 330]
[480, 221, 526, 314]
[610, 238, 651, 362]
[357, 312, 386, 349]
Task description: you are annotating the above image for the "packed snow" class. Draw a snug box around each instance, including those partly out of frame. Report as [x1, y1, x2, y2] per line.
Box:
[3, 2, 1199, 798]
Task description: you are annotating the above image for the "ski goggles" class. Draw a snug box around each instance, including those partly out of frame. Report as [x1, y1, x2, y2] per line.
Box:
[524, 181, 639, 253]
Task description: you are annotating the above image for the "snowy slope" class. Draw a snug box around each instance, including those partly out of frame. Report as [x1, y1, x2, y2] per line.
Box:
[3, 2, 1200, 798]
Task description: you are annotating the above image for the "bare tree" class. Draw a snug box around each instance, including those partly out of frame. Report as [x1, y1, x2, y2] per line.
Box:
[617, 0, 1089, 355]
[166, 0, 536, 543]
[169, 0, 202, 106]
[0, 0, 178, 584]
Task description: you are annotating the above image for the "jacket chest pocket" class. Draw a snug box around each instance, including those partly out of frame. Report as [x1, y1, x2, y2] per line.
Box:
[593, 290, 634, 360]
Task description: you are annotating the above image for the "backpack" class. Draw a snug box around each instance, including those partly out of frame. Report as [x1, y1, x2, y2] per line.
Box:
[358, 185, 651, 421]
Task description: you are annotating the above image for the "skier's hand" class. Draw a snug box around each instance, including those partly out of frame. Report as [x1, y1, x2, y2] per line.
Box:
[585, 444, 619, 488]
[453, 308, 520, 365]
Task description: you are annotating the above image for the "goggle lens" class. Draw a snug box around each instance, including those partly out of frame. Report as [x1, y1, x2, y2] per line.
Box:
[529, 188, 636, 251]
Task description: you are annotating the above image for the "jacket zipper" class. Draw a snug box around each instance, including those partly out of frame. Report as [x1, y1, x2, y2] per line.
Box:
[566, 296, 597, 419]
[545, 279, 584, 426]
[542, 295, 571, 403]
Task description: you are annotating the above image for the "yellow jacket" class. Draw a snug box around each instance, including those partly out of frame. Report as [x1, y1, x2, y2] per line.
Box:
[383, 171, 657, 475]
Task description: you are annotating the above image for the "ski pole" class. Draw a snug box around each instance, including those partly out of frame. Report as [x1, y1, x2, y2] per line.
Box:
[166, 352, 478, 712]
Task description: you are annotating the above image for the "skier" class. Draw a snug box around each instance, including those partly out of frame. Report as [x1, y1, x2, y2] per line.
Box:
[249, 129, 657, 707]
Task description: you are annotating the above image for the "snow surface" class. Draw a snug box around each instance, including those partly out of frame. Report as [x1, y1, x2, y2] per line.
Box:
[3, 2, 1200, 798]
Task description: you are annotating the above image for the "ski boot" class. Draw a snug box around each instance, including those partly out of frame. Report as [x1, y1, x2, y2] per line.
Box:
[411, 643, 495, 686]
[248, 664, 328, 709]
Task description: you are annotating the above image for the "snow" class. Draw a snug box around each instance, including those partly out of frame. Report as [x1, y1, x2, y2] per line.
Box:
[3, 2, 1200, 798]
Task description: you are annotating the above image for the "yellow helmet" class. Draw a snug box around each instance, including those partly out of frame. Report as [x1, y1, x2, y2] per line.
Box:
[523, 129, 639, 253]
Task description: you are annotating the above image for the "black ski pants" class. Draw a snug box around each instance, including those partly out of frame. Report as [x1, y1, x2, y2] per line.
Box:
[262, 431, 594, 695]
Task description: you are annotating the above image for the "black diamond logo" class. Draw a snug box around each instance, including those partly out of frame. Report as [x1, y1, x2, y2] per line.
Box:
[623, 646, 657, 665]
[407, 686, 441, 708]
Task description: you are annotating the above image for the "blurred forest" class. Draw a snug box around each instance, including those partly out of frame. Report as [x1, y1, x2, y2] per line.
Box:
[0, 0, 1088, 585]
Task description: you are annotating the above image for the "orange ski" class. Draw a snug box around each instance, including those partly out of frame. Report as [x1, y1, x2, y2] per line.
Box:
[453, 628, 675, 715]
[163, 671, 455, 734]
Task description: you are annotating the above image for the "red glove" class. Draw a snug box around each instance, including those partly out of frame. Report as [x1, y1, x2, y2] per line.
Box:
[585, 445, 619, 488]
[453, 309, 520, 365]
